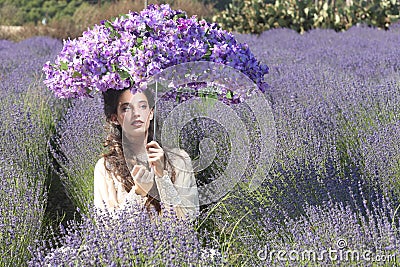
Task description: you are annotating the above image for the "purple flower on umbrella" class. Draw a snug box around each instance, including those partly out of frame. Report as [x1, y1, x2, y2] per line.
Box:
[43, 4, 269, 102]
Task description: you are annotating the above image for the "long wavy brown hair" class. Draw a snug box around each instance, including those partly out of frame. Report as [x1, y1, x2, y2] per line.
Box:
[101, 88, 178, 213]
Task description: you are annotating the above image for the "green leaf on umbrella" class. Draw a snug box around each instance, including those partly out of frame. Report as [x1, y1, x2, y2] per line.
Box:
[118, 70, 130, 80]
[72, 71, 82, 78]
[60, 61, 68, 71]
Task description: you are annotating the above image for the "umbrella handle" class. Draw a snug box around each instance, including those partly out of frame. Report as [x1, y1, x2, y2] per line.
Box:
[153, 81, 158, 141]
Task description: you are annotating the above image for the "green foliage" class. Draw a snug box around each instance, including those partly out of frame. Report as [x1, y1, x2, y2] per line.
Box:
[202, 0, 232, 10]
[3, 0, 397, 32]
[0, 0, 215, 26]
[0, 0, 84, 25]
[0, 2, 25, 25]
[213, 0, 400, 34]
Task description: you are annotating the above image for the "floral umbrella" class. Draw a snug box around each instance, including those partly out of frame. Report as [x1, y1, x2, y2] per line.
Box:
[43, 4, 268, 100]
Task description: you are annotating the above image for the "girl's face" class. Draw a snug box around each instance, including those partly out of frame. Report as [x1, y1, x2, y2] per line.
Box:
[112, 90, 153, 140]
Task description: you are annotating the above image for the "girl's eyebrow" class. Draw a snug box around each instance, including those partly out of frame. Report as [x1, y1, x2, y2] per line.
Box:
[119, 102, 130, 107]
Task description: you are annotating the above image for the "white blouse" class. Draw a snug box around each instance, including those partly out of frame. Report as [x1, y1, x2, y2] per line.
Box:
[93, 148, 199, 221]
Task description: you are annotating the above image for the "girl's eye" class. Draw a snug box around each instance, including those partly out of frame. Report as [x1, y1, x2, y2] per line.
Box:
[140, 105, 147, 109]
[122, 106, 131, 112]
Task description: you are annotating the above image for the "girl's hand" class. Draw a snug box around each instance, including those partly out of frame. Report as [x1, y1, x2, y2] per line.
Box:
[131, 165, 154, 196]
[146, 141, 165, 178]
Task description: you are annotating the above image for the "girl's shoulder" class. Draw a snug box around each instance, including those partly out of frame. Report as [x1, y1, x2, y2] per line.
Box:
[95, 156, 105, 165]
[94, 156, 114, 181]
[95, 156, 115, 171]
[94, 157, 105, 171]
[94, 156, 108, 173]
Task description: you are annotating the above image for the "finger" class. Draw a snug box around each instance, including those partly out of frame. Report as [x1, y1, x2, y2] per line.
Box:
[147, 147, 162, 153]
[147, 155, 163, 160]
[147, 158, 164, 172]
[133, 166, 146, 180]
[131, 165, 141, 176]
[140, 170, 148, 182]
[147, 157, 162, 165]
[146, 141, 161, 149]
[146, 140, 159, 146]
[147, 168, 156, 180]
[147, 149, 162, 156]
[147, 153, 164, 159]
[142, 170, 154, 182]
[148, 160, 155, 168]
[134, 185, 146, 196]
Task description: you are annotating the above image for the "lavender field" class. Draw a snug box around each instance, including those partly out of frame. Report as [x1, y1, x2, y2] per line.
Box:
[1, 24, 400, 266]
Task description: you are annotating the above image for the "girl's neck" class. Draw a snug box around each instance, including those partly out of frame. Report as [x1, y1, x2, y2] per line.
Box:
[123, 134, 148, 156]
[123, 141, 148, 169]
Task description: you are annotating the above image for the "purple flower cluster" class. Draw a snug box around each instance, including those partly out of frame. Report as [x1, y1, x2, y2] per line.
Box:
[42, 4, 269, 102]
[29, 201, 221, 266]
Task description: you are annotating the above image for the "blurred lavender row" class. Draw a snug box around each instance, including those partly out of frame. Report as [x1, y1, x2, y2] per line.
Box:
[0, 37, 67, 266]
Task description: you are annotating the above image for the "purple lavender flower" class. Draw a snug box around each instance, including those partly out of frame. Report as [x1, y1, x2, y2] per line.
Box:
[29, 201, 216, 266]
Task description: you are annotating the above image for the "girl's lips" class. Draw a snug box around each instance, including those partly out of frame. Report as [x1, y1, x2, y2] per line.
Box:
[131, 120, 144, 127]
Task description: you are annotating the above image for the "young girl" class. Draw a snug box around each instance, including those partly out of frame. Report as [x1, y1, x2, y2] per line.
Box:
[93, 88, 199, 221]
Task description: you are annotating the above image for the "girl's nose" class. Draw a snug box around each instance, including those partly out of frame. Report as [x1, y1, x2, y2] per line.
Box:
[130, 109, 140, 117]
[127, 106, 138, 115]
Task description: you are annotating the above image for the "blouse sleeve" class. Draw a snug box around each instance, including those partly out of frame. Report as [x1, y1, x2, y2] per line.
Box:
[155, 148, 199, 221]
[93, 157, 119, 212]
